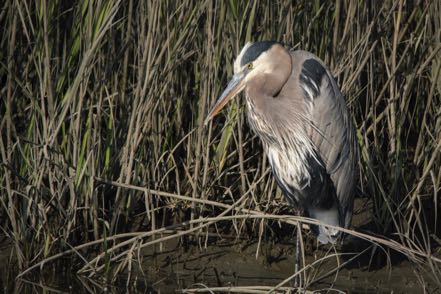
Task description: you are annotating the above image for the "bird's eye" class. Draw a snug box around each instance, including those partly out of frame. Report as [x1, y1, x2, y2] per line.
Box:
[247, 63, 253, 70]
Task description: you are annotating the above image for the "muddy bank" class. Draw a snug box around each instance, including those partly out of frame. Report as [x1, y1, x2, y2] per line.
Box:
[1, 237, 431, 293]
[139, 236, 432, 293]
[0, 198, 438, 293]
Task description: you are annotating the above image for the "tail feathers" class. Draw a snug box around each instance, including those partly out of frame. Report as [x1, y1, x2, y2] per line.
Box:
[308, 206, 341, 244]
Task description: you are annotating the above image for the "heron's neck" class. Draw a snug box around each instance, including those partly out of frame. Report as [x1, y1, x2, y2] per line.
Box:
[248, 72, 287, 98]
[245, 73, 312, 154]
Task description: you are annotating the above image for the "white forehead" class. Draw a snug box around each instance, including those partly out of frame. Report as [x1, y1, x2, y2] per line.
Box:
[234, 42, 253, 74]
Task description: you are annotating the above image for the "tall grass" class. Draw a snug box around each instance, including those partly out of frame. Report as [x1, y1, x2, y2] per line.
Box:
[1, 0, 440, 290]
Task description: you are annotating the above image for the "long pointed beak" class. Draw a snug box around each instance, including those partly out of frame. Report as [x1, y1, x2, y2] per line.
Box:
[204, 72, 247, 126]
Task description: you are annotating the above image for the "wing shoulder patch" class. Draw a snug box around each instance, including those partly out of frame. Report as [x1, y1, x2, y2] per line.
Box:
[299, 58, 327, 101]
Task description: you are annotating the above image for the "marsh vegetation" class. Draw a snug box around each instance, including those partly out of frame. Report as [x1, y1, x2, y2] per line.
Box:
[1, 0, 440, 292]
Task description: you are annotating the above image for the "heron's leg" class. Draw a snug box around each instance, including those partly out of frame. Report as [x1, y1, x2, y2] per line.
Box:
[294, 223, 300, 288]
[293, 208, 303, 289]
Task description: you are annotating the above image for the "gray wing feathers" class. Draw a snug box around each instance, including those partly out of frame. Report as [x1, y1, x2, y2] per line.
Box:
[293, 51, 358, 229]
[310, 60, 358, 228]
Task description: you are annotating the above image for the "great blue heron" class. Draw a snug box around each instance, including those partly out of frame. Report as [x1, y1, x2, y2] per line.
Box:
[205, 41, 359, 249]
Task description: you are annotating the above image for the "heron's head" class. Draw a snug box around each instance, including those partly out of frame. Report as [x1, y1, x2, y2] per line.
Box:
[204, 41, 292, 125]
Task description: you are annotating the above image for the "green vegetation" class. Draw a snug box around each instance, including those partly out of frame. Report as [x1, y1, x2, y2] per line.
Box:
[1, 0, 440, 291]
